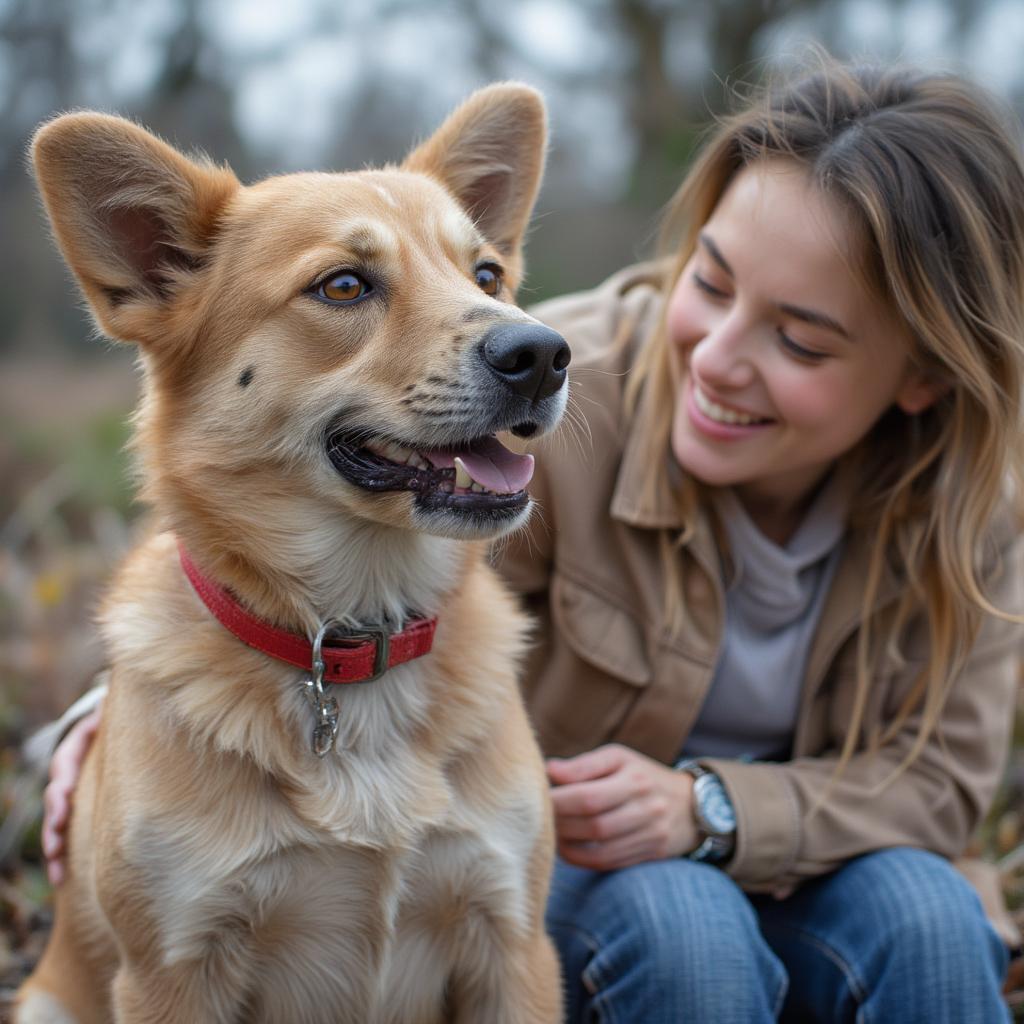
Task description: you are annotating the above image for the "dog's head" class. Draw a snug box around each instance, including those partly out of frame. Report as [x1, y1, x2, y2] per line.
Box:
[31, 86, 566, 550]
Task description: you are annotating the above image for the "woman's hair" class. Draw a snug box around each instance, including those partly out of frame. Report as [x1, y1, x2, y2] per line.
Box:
[628, 53, 1024, 780]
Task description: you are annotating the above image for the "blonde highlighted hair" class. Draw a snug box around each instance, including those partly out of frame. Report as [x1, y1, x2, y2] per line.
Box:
[628, 54, 1024, 778]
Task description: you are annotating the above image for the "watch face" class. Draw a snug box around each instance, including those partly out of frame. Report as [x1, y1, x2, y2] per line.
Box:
[694, 773, 736, 834]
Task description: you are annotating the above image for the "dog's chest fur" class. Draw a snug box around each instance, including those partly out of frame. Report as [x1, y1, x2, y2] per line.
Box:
[87, 532, 545, 1022]
[127, 783, 544, 1023]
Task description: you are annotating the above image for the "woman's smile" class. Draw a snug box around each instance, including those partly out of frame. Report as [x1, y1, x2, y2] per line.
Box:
[688, 377, 774, 435]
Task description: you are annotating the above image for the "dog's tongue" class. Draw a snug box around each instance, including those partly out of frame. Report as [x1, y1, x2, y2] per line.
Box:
[426, 436, 535, 493]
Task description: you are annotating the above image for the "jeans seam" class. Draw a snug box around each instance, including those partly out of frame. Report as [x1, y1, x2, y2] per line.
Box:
[547, 918, 618, 1024]
[770, 963, 789, 1020]
[587, 991, 617, 1024]
[768, 920, 870, 1018]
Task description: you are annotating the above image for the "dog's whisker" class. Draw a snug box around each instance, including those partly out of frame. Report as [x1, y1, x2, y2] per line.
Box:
[415, 411, 479, 420]
[558, 398, 594, 461]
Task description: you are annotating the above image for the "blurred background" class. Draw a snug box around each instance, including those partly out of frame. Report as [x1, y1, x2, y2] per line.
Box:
[2, 0, 1024, 1011]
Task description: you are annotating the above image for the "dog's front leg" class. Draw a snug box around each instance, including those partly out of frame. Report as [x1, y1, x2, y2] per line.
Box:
[448, 931, 563, 1024]
[110, 945, 254, 1024]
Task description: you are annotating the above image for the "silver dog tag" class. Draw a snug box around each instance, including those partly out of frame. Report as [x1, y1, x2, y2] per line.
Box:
[312, 698, 340, 757]
[300, 676, 341, 757]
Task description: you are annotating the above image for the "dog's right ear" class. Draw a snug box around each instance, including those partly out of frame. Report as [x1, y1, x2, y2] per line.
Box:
[30, 113, 239, 346]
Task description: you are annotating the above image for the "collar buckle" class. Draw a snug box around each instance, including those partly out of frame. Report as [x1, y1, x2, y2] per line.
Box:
[337, 624, 391, 682]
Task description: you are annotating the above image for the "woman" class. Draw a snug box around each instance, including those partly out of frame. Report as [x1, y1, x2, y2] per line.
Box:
[44, 57, 1024, 1021]
[492, 56, 1023, 1022]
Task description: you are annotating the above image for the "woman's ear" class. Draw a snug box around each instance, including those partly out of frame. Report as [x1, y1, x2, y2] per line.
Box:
[896, 371, 949, 415]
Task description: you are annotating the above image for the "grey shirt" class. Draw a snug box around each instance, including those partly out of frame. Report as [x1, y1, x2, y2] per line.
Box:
[680, 476, 847, 762]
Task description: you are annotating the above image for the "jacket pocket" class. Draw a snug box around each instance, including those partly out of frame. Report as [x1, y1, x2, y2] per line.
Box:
[530, 573, 651, 755]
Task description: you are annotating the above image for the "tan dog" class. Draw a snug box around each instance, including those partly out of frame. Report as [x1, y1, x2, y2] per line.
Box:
[17, 85, 566, 1024]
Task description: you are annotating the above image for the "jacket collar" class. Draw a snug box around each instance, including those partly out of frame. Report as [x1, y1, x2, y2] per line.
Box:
[609, 372, 686, 531]
[608, 372, 726, 593]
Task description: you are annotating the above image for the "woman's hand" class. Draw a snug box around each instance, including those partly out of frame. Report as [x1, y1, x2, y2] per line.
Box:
[41, 708, 101, 885]
[546, 744, 699, 870]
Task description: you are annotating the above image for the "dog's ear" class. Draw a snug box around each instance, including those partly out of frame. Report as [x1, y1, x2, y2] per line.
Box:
[402, 83, 547, 258]
[30, 113, 239, 345]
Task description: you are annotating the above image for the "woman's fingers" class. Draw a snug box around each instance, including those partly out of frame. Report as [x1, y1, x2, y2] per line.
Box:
[554, 799, 649, 842]
[549, 771, 634, 819]
[41, 707, 102, 885]
[41, 784, 68, 884]
[546, 744, 632, 785]
[557, 828, 652, 871]
[549, 745, 700, 865]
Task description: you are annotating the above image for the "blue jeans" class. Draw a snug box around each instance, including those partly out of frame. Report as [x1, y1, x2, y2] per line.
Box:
[546, 848, 1010, 1023]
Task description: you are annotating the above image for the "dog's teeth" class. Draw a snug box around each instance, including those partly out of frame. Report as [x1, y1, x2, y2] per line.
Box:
[470, 482, 486, 493]
[409, 454, 429, 470]
[371, 441, 414, 464]
[454, 458, 472, 490]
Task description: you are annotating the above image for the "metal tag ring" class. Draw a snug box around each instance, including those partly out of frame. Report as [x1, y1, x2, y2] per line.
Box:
[312, 618, 345, 687]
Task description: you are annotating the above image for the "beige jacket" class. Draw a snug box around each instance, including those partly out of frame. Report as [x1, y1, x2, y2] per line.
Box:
[496, 263, 1023, 945]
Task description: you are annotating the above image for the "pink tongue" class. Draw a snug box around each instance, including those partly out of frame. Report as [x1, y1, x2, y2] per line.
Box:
[425, 436, 535, 493]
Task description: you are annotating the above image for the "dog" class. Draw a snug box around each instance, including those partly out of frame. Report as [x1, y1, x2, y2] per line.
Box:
[17, 83, 566, 1023]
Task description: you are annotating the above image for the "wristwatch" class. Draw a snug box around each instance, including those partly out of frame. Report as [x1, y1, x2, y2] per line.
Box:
[676, 760, 736, 864]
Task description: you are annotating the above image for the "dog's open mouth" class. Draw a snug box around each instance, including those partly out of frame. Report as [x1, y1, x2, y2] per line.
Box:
[327, 429, 537, 515]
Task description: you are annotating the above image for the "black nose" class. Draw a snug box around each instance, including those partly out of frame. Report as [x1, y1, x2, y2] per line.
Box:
[479, 323, 571, 403]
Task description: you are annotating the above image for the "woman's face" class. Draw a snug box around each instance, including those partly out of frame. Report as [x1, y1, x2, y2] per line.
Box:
[667, 160, 937, 513]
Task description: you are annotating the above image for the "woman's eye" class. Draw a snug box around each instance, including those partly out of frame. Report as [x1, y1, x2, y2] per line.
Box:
[778, 330, 827, 363]
[475, 264, 502, 296]
[692, 273, 730, 299]
[317, 272, 372, 304]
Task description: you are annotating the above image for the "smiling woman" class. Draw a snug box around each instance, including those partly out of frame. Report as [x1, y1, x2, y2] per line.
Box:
[490, 53, 1024, 1023]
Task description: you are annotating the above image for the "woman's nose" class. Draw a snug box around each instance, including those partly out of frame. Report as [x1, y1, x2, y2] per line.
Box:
[688, 316, 757, 390]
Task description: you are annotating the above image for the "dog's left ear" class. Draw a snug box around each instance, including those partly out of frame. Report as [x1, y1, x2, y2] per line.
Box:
[402, 83, 547, 258]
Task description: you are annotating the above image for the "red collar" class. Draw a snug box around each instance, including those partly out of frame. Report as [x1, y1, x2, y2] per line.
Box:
[178, 544, 437, 684]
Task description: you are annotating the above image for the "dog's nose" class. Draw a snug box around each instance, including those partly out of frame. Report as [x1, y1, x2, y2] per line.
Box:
[479, 323, 571, 403]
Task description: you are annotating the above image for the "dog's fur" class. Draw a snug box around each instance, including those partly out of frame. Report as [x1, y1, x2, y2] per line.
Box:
[18, 85, 564, 1023]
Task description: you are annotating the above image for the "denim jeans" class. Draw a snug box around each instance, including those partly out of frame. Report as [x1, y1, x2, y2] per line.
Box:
[545, 847, 1010, 1023]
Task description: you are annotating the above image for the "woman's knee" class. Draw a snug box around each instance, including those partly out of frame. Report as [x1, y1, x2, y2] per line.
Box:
[550, 858, 756, 953]
[870, 851, 1008, 985]
[794, 848, 1009, 983]
[547, 857, 787, 1018]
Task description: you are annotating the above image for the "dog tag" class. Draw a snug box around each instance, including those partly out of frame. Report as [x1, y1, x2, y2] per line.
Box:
[312, 708, 339, 758]
[300, 678, 340, 758]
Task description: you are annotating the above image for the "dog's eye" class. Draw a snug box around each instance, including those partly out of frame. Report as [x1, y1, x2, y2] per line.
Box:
[317, 272, 371, 304]
[475, 264, 502, 296]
